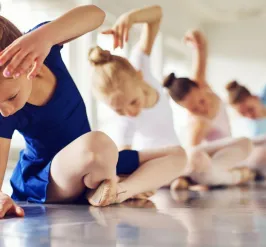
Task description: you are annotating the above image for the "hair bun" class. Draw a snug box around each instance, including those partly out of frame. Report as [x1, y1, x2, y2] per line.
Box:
[226, 80, 240, 91]
[163, 73, 176, 88]
[88, 46, 111, 65]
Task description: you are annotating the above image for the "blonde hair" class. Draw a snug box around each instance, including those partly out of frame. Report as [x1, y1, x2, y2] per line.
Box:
[88, 46, 139, 96]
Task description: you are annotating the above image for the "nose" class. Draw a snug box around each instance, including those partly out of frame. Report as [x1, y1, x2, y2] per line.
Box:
[127, 110, 140, 117]
[0, 108, 12, 117]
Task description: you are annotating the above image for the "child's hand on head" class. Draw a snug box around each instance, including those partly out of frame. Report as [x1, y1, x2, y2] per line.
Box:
[102, 13, 133, 49]
[0, 192, 25, 219]
[0, 31, 53, 80]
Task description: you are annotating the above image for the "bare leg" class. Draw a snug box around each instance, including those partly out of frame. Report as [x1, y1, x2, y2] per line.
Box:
[137, 145, 186, 163]
[89, 147, 188, 206]
[46, 131, 118, 203]
[117, 150, 187, 203]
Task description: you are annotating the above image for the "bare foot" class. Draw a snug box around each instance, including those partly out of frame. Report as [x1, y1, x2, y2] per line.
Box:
[118, 175, 156, 200]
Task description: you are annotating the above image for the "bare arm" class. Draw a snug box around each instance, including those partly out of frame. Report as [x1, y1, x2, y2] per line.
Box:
[102, 5, 163, 55]
[188, 118, 211, 146]
[35, 5, 105, 46]
[0, 137, 24, 219]
[184, 30, 208, 87]
[0, 5, 106, 78]
[0, 138, 11, 190]
[134, 5, 163, 55]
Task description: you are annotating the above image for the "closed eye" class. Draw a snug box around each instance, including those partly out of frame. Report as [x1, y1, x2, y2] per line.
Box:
[130, 99, 138, 105]
[8, 94, 18, 102]
[200, 99, 205, 105]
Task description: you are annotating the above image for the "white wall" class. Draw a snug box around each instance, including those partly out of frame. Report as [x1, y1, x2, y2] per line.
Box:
[205, 19, 266, 98]
[202, 19, 266, 136]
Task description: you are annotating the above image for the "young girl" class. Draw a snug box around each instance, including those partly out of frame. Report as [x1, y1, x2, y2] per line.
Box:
[226, 81, 266, 123]
[0, 6, 188, 218]
[88, 6, 254, 191]
[226, 81, 266, 176]
[89, 5, 179, 151]
[164, 30, 231, 147]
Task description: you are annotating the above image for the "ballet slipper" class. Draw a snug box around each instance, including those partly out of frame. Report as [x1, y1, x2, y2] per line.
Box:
[230, 167, 255, 185]
[87, 179, 120, 207]
[170, 176, 197, 190]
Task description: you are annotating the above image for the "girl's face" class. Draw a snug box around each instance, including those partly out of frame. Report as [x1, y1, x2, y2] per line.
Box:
[96, 71, 147, 117]
[233, 96, 265, 119]
[0, 74, 32, 117]
[108, 81, 146, 117]
[177, 87, 212, 116]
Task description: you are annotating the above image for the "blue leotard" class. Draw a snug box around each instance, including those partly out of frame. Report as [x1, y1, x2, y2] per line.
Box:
[0, 23, 139, 203]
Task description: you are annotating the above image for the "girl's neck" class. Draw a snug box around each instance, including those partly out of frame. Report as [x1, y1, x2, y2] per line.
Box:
[28, 66, 57, 106]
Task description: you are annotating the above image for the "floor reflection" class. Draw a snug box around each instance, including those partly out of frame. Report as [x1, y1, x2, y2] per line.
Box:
[0, 184, 266, 246]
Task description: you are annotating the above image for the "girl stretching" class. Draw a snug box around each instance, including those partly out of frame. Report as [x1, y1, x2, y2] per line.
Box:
[226, 81, 266, 177]
[164, 30, 231, 147]
[88, 6, 254, 191]
[0, 6, 187, 218]
[89, 5, 180, 151]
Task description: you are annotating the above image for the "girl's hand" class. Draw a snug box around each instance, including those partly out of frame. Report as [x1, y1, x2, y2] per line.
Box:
[102, 13, 133, 49]
[0, 31, 53, 80]
[0, 192, 25, 219]
[184, 30, 206, 49]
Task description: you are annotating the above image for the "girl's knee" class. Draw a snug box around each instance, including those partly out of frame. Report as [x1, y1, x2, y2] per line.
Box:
[81, 131, 118, 170]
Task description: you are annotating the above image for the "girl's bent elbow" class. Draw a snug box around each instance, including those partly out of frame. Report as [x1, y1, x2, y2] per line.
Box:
[90, 5, 106, 25]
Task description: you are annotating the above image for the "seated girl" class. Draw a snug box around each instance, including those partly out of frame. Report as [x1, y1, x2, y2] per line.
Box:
[88, 6, 254, 191]
[0, 6, 188, 218]
[89, 5, 180, 151]
[226, 81, 266, 177]
[164, 30, 231, 147]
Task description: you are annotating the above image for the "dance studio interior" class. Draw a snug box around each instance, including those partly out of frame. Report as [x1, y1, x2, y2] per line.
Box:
[1, 0, 266, 246]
